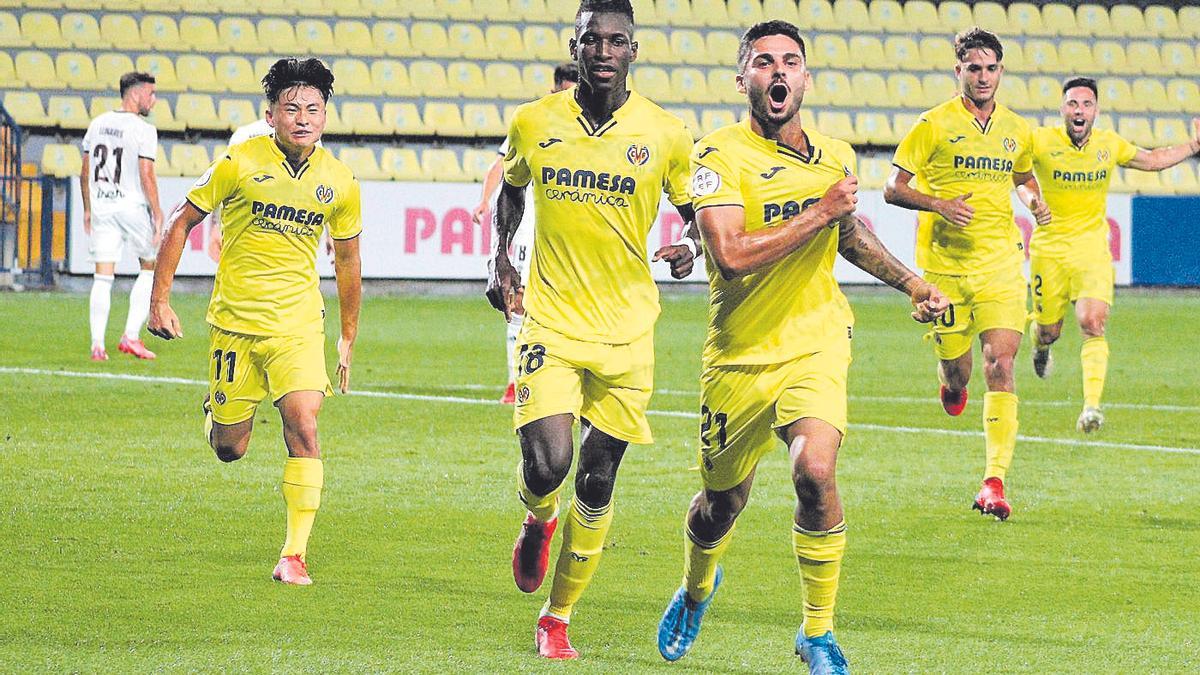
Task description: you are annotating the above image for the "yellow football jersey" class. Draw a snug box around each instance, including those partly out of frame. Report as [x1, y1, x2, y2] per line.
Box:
[1030, 126, 1138, 260]
[187, 136, 361, 337]
[503, 89, 692, 344]
[893, 97, 1034, 275]
[691, 120, 855, 368]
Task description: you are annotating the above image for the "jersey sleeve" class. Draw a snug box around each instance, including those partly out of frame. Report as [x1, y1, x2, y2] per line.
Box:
[138, 123, 157, 161]
[1113, 132, 1140, 166]
[185, 153, 239, 215]
[892, 115, 935, 175]
[497, 137, 509, 157]
[81, 124, 95, 153]
[663, 124, 693, 206]
[329, 177, 363, 240]
[1013, 121, 1034, 174]
[689, 142, 743, 210]
[501, 109, 531, 188]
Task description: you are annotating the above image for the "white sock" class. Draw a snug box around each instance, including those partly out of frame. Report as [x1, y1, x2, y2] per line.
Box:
[506, 312, 524, 382]
[90, 274, 114, 348]
[124, 270, 153, 339]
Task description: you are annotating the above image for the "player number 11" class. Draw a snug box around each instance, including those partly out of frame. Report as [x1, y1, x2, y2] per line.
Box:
[212, 349, 237, 383]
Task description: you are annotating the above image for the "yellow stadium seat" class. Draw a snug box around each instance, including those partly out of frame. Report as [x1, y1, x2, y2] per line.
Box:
[323, 102, 351, 135]
[1143, 6, 1179, 39]
[1108, 167, 1130, 193]
[798, 0, 838, 30]
[666, 107, 700, 138]
[903, 1, 938, 35]
[544, 0, 577, 23]
[855, 112, 895, 145]
[628, 0, 662, 25]
[295, 20, 341, 56]
[331, 0, 372, 17]
[334, 21, 380, 57]
[257, 19, 299, 55]
[999, 41, 1026, 73]
[177, 55, 219, 93]
[847, 36, 885, 70]
[1002, 75, 1034, 113]
[813, 71, 853, 107]
[380, 148, 424, 181]
[408, 61, 448, 98]
[1166, 79, 1200, 112]
[638, 29, 675, 65]
[0, 13, 30, 49]
[885, 37, 925, 71]
[175, 94, 225, 132]
[42, 144, 83, 178]
[761, 0, 800, 24]
[472, 0, 516, 21]
[918, 37, 949, 71]
[971, 2, 1009, 33]
[55, 52, 101, 91]
[1153, 118, 1189, 146]
[856, 157, 891, 190]
[4, 92, 49, 127]
[522, 63, 555, 97]
[358, 0, 409, 18]
[920, 73, 955, 107]
[372, 23, 414, 58]
[446, 23, 486, 60]
[1161, 43, 1196, 77]
[0, 53, 22, 89]
[339, 147, 390, 181]
[484, 63, 525, 100]
[423, 148, 466, 181]
[220, 18, 265, 55]
[830, 0, 869, 30]
[409, 21, 453, 58]
[148, 99, 185, 132]
[936, 1, 972, 34]
[170, 144, 210, 176]
[850, 72, 887, 105]
[424, 102, 465, 136]
[893, 112, 919, 138]
[869, 0, 907, 32]
[700, 108, 735, 136]
[1007, 2, 1049, 36]
[1161, 163, 1199, 194]
[486, 26, 528, 61]
[218, 99, 258, 131]
[436, 0, 476, 20]
[462, 148, 497, 181]
[381, 102, 431, 135]
[1092, 41, 1130, 76]
[1039, 114, 1061, 129]
[214, 56, 260, 95]
[705, 31, 740, 67]
[809, 35, 850, 69]
[690, 0, 728, 27]
[372, 60, 416, 97]
[139, 15, 179, 51]
[134, 55, 180, 92]
[1055, 40, 1093, 72]
[1040, 3, 1083, 37]
[1022, 40, 1060, 73]
[1109, 5, 1148, 38]
[60, 13, 104, 49]
[1094, 114, 1115, 134]
[89, 96, 121, 119]
[524, 25, 562, 62]
[887, 73, 924, 110]
[1099, 79, 1139, 113]
[1123, 168, 1164, 194]
[1026, 76, 1061, 112]
[341, 102, 388, 135]
[462, 103, 505, 137]
[817, 110, 857, 143]
[17, 51, 66, 89]
[706, 68, 741, 104]
[1117, 117, 1155, 148]
[633, 67, 674, 102]
[1075, 5, 1115, 37]
[179, 17, 225, 54]
[725, 0, 762, 26]
[671, 30, 706, 67]
[446, 62, 485, 97]
[1121, 43, 1160, 77]
[332, 59, 379, 96]
[21, 12, 70, 48]
[656, 0, 699, 27]
[671, 67, 709, 104]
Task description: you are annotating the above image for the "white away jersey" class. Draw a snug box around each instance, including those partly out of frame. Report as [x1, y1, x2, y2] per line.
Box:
[81, 111, 157, 215]
[229, 119, 274, 147]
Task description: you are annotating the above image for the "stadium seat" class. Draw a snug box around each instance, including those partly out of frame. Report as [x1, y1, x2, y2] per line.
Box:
[381, 102, 432, 135]
[1007, 2, 1049, 36]
[999, 41, 1027, 73]
[655, 0, 700, 28]
[798, 0, 838, 30]
[918, 37, 950, 73]
[638, 29, 675, 65]
[486, 26, 528, 62]
[971, 2, 1009, 33]
[855, 112, 895, 145]
[3, 92, 49, 127]
[1166, 80, 1200, 113]
[355, 0, 407, 18]
[1109, 5, 1148, 38]
[725, 0, 763, 26]
[1026, 76, 1061, 112]
[380, 148, 423, 181]
[522, 64, 555, 97]
[341, 102, 389, 135]
[704, 31, 740, 67]
[666, 107, 700, 138]
[1131, 78, 1169, 112]
[846, 36, 886, 71]
[218, 99, 259, 131]
[1143, 5, 1180, 39]
[935, 1, 972, 34]
[484, 63, 526, 100]
[0, 53, 22, 89]
[1160, 162, 1199, 194]
[902, 0, 938, 34]
[372, 60, 416, 97]
[1054, 41, 1093, 74]
[869, 0, 908, 32]
[1123, 168, 1163, 194]
[1040, 3, 1083, 37]
[54, 52, 101, 91]
[1075, 5, 1116, 37]
[670, 30, 707, 67]
[524, 25, 562, 62]
[339, 147, 390, 181]
[213, 18, 262, 55]
[446, 62, 486, 97]
[1117, 117, 1155, 149]
[179, 17, 225, 54]
[134, 55, 181, 92]
[60, 13, 104, 49]
[705, 68, 741, 104]
[856, 156, 892, 190]
[1092, 42, 1130, 76]
[16, 51, 66, 89]
[628, 0, 662, 26]
[691, 0, 729, 27]
[544, 0, 578, 23]
[462, 148, 497, 181]
[672, 68, 709, 104]
[1002, 75, 1034, 113]
[885, 37, 925, 71]
[257, 19, 300, 56]
[700, 108, 735, 136]
[920, 74, 955, 107]
[215, 56, 261, 95]
[886, 73, 924, 110]
[761, 0, 800, 24]
[1098, 79, 1139, 113]
[810, 35, 850, 69]
[324, 102, 351, 135]
[436, 0, 476, 20]
[42, 143, 83, 178]
[1161, 42, 1196, 77]
[425, 102, 465, 136]
[1122, 43, 1162, 77]
[1153, 118, 1189, 146]
[296, 20, 342, 56]
[0, 13, 30, 48]
[423, 148, 467, 181]
[89, 96, 121, 119]
[850, 73, 888, 107]
[829, 0, 868, 31]
[473, 0, 517, 21]
[21, 12, 70, 48]
[139, 15, 179, 51]
[1107, 167, 1130, 193]
[408, 61, 448, 98]
[170, 144, 211, 176]
[818, 111, 858, 144]
[332, 59, 379, 96]
[633, 67, 675, 102]
[446, 23, 486, 60]
[334, 21, 380, 57]
[177, 55, 219, 93]
[813, 71, 853, 107]
[1023, 40, 1060, 74]
[892, 112, 919, 139]
[409, 22, 454, 59]
[462, 103, 505, 137]
[176, 94, 226, 132]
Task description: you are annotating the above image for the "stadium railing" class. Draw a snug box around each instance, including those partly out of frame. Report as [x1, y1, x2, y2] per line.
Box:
[0, 102, 22, 285]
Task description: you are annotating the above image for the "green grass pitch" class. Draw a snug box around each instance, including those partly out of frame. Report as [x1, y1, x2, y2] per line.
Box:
[1, 287, 1198, 672]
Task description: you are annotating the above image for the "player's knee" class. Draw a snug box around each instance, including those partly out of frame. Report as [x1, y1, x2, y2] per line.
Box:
[792, 456, 836, 504]
[983, 352, 1015, 383]
[574, 469, 616, 506]
[1037, 323, 1061, 345]
[524, 459, 569, 496]
[1080, 315, 1106, 338]
[213, 439, 247, 462]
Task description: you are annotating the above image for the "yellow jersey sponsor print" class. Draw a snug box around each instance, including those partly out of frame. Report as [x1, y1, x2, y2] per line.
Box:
[503, 89, 692, 344]
[893, 97, 1034, 275]
[1030, 126, 1137, 261]
[187, 136, 362, 337]
[691, 120, 855, 368]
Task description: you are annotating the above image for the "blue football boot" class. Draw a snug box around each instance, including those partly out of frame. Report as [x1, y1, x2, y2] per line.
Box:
[656, 566, 724, 662]
[796, 628, 850, 674]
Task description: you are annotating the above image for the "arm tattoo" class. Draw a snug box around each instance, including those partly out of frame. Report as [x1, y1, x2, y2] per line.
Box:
[493, 182, 526, 256]
[836, 215, 920, 294]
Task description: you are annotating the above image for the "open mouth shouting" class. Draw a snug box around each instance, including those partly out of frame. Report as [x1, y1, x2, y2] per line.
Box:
[767, 82, 789, 113]
[1071, 117, 1087, 130]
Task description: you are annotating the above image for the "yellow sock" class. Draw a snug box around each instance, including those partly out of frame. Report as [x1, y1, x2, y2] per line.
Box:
[794, 521, 847, 638]
[546, 498, 613, 620]
[684, 522, 734, 603]
[516, 460, 561, 522]
[1080, 337, 1109, 409]
[983, 391, 1019, 480]
[280, 457, 323, 561]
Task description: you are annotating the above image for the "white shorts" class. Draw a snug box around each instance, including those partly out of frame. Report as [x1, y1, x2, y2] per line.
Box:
[89, 207, 155, 264]
[512, 221, 534, 282]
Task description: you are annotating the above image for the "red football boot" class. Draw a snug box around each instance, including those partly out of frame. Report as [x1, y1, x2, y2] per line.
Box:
[513, 514, 557, 593]
[500, 381, 516, 405]
[535, 615, 578, 660]
[940, 385, 968, 416]
[272, 554, 313, 585]
[972, 477, 1012, 521]
[90, 346, 109, 361]
[118, 335, 157, 360]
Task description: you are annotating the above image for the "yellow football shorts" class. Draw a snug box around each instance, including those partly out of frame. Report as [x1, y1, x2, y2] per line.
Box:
[513, 317, 654, 445]
[1030, 253, 1114, 326]
[207, 326, 333, 425]
[697, 340, 851, 492]
[924, 265, 1028, 361]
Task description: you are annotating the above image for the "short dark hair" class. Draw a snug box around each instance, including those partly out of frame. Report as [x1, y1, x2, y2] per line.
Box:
[954, 27, 1004, 62]
[575, 0, 634, 32]
[119, 72, 155, 97]
[554, 63, 580, 87]
[261, 57, 335, 104]
[737, 20, 806, 71]
[1062, 76, 1099, 98]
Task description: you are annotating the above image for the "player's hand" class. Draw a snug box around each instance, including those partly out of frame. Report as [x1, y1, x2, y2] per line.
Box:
[336, 335, 354, 394]
[937, 192, 974, 227]
[485, 255, 521, 322]
[147, 302, 183, 340]
[1028, 196, 1052, 226]
[818, 176, 858, 224]
[83, 212, 92, 236]
[471, 202, 488, 225]
[909, 281, 949, 323]
[652, 242, 695, 279]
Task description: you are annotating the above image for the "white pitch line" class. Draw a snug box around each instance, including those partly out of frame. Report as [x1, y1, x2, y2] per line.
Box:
[3, 366, 1198, 456]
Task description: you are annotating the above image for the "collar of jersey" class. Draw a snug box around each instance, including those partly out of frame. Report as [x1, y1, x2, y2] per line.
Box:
[567, 89, 637, 137]
[738, 119, 823, 164]
[264, 136, 320, 179]
[953, 95, 998, 135]
[1053, 124, 1092, 151]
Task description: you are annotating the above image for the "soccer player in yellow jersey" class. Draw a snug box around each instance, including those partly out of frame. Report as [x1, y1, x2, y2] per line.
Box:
[886, 28, 1050, 521]
[147, 58, 362, 586]
[655, 21, 946, 673]
[484, 0, 699, 660]
[1030, 77, 1200, 433]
